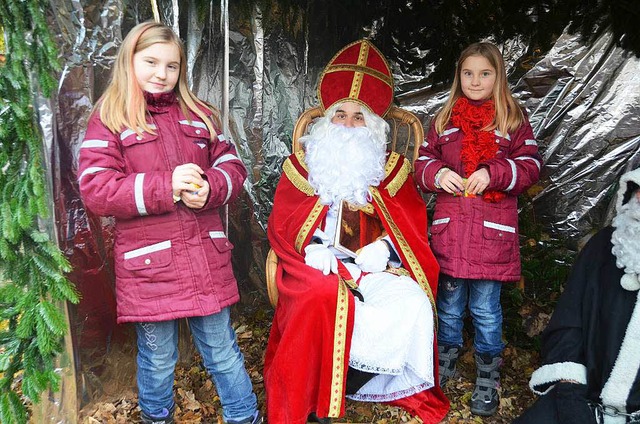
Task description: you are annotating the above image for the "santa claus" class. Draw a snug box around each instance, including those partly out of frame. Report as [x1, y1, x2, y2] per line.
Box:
[263, 39, 449, 424]
[514, 168, 640, 424]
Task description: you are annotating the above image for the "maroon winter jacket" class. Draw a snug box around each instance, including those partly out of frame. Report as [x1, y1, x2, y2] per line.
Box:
[414, 112, 541, 282]
[78, 91, 247, 323]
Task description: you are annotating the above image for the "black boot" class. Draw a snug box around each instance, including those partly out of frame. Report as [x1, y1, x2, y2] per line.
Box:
[140, 405, 175, 424]
[227, 411, 263, 424]
[307, 412, 333, 423]
[345, 366, 377, 395]
[470, 352, 501, 416]
[437, 345, 460, 386]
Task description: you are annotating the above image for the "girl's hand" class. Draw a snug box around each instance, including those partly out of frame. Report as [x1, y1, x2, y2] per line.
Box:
[172, 163, 205, 197]
[439, 169, 465, 195]
[466, 168, 490, 195]
[182, 180, 210, 209]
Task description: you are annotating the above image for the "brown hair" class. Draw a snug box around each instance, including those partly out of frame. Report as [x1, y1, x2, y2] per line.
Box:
[96, 21, 220, 139]
[434, 42, 524, 135]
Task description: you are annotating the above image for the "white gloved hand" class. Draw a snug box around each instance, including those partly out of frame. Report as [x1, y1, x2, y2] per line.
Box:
[304, 244, 338, 275]
[354, 240, 390, 273]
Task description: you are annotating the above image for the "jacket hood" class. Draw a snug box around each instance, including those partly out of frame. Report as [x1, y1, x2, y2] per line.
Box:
[616, 168, 640, 213]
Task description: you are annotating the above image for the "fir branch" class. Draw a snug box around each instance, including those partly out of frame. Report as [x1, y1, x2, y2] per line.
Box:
[0, 391, 28, 424]
[0, 0, 78, 422]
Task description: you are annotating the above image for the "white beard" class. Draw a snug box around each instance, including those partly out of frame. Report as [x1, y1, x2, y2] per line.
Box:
[611, 195, 640, 291]
[304, 123, 386, 207]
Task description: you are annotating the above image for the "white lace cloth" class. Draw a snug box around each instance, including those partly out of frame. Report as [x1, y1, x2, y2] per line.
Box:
[347, 272, 435, 402]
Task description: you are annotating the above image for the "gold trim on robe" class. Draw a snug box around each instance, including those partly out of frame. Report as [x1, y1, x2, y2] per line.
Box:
[384, 152, 400, 177]
[384, 267, 412, 278]
[328, 279, 350, 417]
[295, 199, 325, 253]
[370, 186, 437, 320]
[345, 201, 375, 215]
[385, 157, 412, 197]
[283, 157, 314, 196]
[295, 150, 308, 171]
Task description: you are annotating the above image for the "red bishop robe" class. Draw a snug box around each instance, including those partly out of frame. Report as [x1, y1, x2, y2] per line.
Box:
[264, 150, 450, 423]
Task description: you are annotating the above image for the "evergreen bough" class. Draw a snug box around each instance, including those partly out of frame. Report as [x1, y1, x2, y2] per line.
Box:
[0, 1, 80, 423]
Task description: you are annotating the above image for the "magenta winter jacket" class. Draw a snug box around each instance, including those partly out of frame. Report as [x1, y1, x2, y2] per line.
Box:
[414, 113, 541, 282]
[78, 91, 247, 323]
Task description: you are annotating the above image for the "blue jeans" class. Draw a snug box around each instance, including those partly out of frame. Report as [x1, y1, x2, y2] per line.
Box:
[135, 308, 257, 422]
[436, 274, 505, 356]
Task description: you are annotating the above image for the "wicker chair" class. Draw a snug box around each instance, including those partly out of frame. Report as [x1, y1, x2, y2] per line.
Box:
[265, 105, 424, 307]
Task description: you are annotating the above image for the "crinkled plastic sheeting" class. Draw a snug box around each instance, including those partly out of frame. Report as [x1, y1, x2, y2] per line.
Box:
[38, 0, 640, 420]
[398, 30, 640, 247]
[516, 30, 640, 245]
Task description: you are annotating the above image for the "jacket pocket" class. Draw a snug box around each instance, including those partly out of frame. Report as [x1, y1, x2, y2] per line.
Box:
[436, 128, 460, 166]
[481, 220, 517, 264]
[482, 220, 516, 241]
[123, 240, 172, 271]
[120, 240, 176, 300]
[118, 240, 180, 301]
[120, 129, 159, 147]
[429, 216, 451, 246]
[179, 120, 212, 165]
[179, 119, 211, 139]
[120, 129, 162, 172]
[437, 127, 460, 144]
[210, 234, 234, 253]
[205, 231, 234, 265]
[203, 231, 236, 291]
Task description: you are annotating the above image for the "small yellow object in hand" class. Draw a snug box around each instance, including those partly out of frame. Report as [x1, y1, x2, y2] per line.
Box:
[452, 178, 477, 198]
[190, 183, 202, 195]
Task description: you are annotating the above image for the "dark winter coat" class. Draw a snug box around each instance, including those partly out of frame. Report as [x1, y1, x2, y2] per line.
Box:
[528, 226, 640, 418]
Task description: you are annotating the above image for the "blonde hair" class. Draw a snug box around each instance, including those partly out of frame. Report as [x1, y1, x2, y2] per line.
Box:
[96, 21, 220, 139]
[434, 42, 524, 135]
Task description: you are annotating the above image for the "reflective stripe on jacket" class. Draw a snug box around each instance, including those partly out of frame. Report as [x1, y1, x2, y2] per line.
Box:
[78, 93, 247, 322]
[414, 117, 541, 281]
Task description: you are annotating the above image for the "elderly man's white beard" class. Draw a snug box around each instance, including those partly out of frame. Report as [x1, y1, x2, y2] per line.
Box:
[304, 123, 386, 207]
[611, 195, 640, 291]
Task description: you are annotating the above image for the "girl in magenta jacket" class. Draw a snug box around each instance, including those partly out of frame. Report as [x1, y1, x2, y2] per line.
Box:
[414, 42, 542, 417]
[78, 22, 261, 424]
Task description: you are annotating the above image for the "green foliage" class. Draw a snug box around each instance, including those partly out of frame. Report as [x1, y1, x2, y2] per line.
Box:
[0, 391, 27, 424]
[499, 196, 576, 350]
[518, 199, 575, 299]
[0, 0, 79, 423]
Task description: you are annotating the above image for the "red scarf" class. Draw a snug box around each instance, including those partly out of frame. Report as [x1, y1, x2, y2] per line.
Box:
[451, 97, 505, 203]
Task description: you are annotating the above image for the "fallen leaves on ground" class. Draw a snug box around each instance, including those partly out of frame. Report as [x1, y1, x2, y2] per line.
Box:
[81, 290, 542, 423]
[518, 303, 552, 338]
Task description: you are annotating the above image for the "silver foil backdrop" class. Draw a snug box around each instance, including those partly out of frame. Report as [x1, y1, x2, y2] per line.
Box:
[33, 0, 640, 420]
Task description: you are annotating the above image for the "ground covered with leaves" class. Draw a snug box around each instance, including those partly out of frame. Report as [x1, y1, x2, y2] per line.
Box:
[79, 281, 556, 424]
